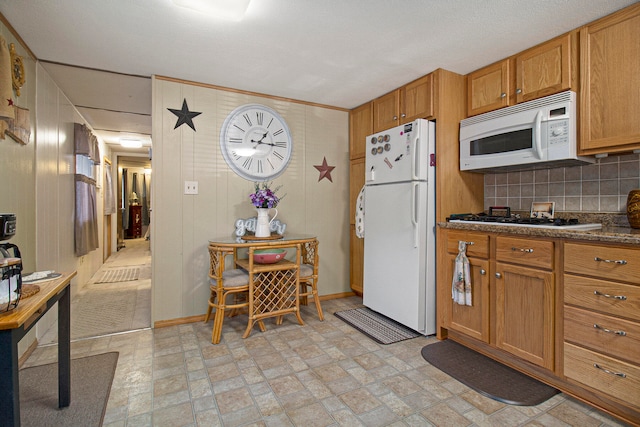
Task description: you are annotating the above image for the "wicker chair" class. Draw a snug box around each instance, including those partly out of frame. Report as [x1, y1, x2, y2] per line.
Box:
[239, 243, 304, 338]
[206, 244, 250, 344]
[298, 238, 324, 320]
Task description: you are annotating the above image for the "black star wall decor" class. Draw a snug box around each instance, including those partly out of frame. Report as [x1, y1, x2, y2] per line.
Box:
[314, 157, 335, 183]
[168, 98, 202, 131]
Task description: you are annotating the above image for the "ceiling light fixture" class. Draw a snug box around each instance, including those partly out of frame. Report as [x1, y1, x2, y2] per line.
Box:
[172, 0, 252, 21]
[120, 138, 143, 149]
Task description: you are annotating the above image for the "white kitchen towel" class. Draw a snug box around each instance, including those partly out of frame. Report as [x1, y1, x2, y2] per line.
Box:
[355, 185, 365, 238]
[452, 240, 472, 306]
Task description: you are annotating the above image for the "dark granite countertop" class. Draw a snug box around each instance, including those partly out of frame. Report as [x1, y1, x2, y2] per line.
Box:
[438, 221, 640, 245]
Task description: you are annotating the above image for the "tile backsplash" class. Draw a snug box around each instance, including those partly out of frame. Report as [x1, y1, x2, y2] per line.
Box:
[484, 153, 640, 213]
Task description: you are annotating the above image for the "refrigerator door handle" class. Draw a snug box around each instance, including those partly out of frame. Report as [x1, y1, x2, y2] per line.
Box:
[412, 137, 420, 180]
[411, 182, 419, 248]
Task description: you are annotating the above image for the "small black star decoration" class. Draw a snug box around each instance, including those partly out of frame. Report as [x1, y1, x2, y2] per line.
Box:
[168, 99, 202, 131]
[314, 157, 335, 182]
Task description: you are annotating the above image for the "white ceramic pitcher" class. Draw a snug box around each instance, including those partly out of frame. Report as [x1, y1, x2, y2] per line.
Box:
[255, 208, 278, 237]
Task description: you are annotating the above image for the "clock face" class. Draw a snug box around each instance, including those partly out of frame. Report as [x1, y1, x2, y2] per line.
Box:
[220, 104, 293, 181]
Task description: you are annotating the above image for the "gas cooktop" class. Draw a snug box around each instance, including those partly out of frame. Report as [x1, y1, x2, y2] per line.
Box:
[448, 216, 603, 231]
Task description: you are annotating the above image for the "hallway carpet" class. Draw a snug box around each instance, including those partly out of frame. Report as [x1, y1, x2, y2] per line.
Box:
[39, 238, 151, 343]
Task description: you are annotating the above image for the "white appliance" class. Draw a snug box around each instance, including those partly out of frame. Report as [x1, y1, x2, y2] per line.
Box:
[363, 119, 436, 335]
[460, 90, 595, 173]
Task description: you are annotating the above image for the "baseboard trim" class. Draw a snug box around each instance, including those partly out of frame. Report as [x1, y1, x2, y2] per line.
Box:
[154, 292, 357, 328]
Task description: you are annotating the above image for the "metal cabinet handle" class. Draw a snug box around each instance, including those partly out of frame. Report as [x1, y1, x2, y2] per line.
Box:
[593, 324, 627, 336]
[594, 257, 627, 265]
[593, 363, 627, 378]
[511, 247, 534, 253]
[495, 272, 502, 279]
[500, 93, 506, 98]
[461, 241, 475, 246]
[480, 269, 486, 275]
[401, 113, 406, 118]
[393, 115, 398, 121]
[516, 88, 522, 94]
[593, 290, 627, 301]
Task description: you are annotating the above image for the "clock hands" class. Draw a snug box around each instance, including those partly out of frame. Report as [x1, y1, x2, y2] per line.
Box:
[250, 131, 280, 148]
[250, 132, 269, 145]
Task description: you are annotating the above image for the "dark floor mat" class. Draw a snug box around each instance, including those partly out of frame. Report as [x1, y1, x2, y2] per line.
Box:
[421, 340, 559, 406]
[334, 308, 420, 345]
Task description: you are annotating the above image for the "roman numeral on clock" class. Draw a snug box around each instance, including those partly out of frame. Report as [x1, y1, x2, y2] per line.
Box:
[273, 151, 284, 161]
[274, 141, 287, 148]
[273, 129, 284, 137]
[242, 157, 253, 170]
[256, 112, 264, 126]
[243, 113, 252, 127]
[229, 137, 243, 144]
[233, 124, 245, 133]
[256, 159, 263, 174]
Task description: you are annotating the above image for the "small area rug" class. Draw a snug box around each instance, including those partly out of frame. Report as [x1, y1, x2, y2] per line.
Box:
[20, 352, 119, 427]
[96, 267, 140, 283]
[334, 307, 420, 345]
[421, 340, 558, 406]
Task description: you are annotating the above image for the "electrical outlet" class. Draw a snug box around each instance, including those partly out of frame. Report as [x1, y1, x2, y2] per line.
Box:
[184, 181, 198, 195]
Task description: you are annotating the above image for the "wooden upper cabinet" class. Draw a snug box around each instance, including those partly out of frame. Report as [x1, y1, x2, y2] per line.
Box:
[516, 33, 572, 103]
[467, 60, 510, 116]
[467, 33, 573, 116]
[373, 90, 401, 133]
[402, 73, 434, 123]
[349, 102, 373, 160]
[580, 3, 640, 154]
[373, 73, 434, 133]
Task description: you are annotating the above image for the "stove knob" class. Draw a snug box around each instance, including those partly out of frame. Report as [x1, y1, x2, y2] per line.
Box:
[552, 127, 564, 136]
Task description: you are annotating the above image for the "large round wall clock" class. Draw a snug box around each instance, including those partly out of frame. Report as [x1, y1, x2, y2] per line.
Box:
[219, 104, 293, 181]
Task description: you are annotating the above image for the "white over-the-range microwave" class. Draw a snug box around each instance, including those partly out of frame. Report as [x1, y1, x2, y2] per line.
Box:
[459, 90, 595, 173]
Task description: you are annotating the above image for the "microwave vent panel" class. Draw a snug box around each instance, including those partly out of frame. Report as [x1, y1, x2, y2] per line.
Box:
[461, 91, 575, 128]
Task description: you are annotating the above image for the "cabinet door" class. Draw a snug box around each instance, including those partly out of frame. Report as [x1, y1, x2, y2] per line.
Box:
[495, 262, 555, 370]
[446, 254, 490, 342]
[401, 74, 434, 123]
[516, 33, 572, 103]
[580, 4, 640, 154]
[350, 102, 373, 160]
[373, 90, 400, 133]
[350, 224, 364, 295]
[467, 59, 510, 116]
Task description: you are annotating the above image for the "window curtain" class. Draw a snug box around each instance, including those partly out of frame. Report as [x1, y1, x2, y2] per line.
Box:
[104, 162, 116, 215]
[141, 173, 150, 226]
[74, 123, 100, 256]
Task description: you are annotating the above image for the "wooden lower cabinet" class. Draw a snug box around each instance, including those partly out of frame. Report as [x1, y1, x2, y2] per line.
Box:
[437, 227, 640, 425]
[442, 229, 490, 343]
[563, 241, 640, 416]
[349, 225, 364, 295]
[494, 261, 555, 370]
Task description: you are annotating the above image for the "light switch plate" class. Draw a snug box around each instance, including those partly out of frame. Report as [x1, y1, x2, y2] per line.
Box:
[184, 181, 198, 195]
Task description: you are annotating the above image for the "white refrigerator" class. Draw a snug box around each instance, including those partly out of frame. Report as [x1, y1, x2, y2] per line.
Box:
[363, 119, 436, 335]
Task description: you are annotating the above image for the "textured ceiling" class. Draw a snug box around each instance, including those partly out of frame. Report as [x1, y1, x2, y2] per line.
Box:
[0, 0, 636, 149]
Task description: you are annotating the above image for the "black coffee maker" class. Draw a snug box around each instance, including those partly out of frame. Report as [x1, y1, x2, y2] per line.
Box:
[0, 213, 22, 312]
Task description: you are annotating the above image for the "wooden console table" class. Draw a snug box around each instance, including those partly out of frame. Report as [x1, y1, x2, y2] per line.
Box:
[0, 271, 76, 427]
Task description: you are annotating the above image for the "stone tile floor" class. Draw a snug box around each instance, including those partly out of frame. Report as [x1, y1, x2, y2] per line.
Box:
[24, 296, 631, 426]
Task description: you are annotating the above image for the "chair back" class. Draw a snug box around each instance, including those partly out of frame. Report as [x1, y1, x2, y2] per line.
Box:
[301, 239, 319, 277]
[208, 244, 233, 286]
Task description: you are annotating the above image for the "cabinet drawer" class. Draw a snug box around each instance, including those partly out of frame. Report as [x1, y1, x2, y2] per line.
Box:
[564, 274, 640, 322]
[446, 230, 489, 258]
[565, 243, 640, 284]
[496, 236, 553, 269]
[564, 306, 640, 365]
[564, 343, 640, 409]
